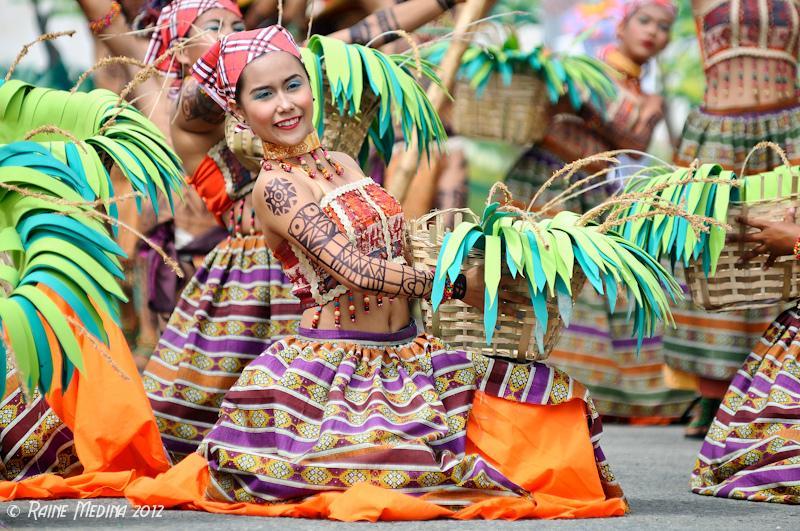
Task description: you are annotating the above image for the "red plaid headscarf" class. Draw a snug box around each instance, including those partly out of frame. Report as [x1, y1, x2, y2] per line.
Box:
[191, 26, 302, 112]
[144, 0, 242, 77]
[622, 0, 677, 21]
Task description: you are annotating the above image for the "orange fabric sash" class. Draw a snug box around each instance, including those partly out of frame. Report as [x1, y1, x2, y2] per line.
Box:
[125, 394, 627, 520]
[0, 288, 170, 500]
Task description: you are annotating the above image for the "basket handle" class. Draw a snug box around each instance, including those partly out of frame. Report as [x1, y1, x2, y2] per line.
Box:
[410, 208, 480, 230]
[486, 181, 513, 207]
[739, 141, 794, 178]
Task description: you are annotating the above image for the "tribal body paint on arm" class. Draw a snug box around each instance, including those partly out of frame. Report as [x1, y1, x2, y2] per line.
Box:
[258, 175, 435, 299]
[175, 77, 226, 131]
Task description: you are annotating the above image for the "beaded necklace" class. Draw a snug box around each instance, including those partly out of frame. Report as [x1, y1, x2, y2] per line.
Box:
[260, 131, 344, 180]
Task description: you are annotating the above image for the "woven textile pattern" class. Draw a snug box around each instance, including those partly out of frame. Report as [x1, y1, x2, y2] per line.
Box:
[0, 359, 80, 481]
[201, 328, 623, 504]
[692, 306, 800, 502]
[144, 234, 301, 460]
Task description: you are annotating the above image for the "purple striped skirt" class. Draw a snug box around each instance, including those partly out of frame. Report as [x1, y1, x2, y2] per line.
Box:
[200, 324, 623, 505]
[143, 234, 301, 460]
[692, 306, 800, 503]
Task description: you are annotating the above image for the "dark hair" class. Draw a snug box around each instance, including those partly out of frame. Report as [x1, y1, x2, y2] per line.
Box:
[234, 54, 310, 104]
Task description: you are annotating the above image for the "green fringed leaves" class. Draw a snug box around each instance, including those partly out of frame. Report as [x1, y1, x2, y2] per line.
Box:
[615, 164, 741, 277]
[303, 36, 447, 163]
[432, 205, 680, 354]
[0, 78, 184, 219]
[426, 35, 617, 111]
[0, 142, 130, 399]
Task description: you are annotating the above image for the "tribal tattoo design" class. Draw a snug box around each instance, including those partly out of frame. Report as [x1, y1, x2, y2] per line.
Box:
[287, 202, 434, 298]
[180, 77, 225, 124]
[263, 177, 298, 216]
[347, 8, 400, 45]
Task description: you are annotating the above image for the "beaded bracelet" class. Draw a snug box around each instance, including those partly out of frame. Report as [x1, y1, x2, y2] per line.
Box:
[793, 236, 800, 260]
[440, 273, 466, 302]
[90, 1, 122, 34]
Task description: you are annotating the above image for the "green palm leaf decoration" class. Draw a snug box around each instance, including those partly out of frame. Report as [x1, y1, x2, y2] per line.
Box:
[301, 35, 447, 162]
[432, 205, 680, 354]
[0, 141, 131, 398]
[426, 34, 617, 112]
[0, 79, 184, 222]
[613, 163, 739, 276]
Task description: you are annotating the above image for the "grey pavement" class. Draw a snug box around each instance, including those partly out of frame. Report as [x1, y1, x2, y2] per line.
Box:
[0, 425, 797, 529]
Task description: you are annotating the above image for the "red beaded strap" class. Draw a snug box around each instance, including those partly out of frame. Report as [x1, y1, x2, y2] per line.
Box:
[793, 236, 800, 260]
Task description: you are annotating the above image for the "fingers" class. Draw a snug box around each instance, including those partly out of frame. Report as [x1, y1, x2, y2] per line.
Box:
[728, 231, 764, 243]
[764, 253, 779, 270]
[736, 215, 768, 229]
[736, 244, 767, 266]
[785, 207, 797, 223]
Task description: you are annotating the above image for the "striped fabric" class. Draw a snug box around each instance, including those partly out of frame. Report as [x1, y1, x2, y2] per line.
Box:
[143, 0, 242, 77]
[143, 234, 301, 460]
[662, 275, 782, 383]
[0, 357, 80, 481]
[674, 104, 800, 172]
[692, 306, 800, 502]
[201, 324, 623, 504]
[548, 288, 696, 420]
[191, 26, 301, 113]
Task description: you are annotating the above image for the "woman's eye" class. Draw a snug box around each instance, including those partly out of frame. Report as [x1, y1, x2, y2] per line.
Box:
[658, 22, 671, 32]
[638, 15, 651, 25]
[233, 22, 246, 31]
[287, 80, 302, 90]
[253, 90, 273, 99]
[205, 24, 221, 33]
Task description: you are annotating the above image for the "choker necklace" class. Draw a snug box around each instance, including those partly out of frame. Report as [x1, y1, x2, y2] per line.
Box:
[602, 46, 642, 81]
[261, 131, 344, 180]
[261, 132, 322, 160]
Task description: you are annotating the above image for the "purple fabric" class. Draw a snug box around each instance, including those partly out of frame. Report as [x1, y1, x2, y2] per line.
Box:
[298, 322, 417, 343]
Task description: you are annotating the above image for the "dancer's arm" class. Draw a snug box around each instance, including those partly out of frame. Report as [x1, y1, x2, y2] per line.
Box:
[76, 0, 149, 60]
[328, 0, 461, 47]
[172, 77, 226, 133]
[76, 0, 171, 136]
[253, 171, 437, 299]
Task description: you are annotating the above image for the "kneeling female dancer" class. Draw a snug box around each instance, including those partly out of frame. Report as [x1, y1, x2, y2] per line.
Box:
[185, 27, 627, 516]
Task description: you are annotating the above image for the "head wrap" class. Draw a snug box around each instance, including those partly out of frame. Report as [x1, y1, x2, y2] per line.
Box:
[621, 0, 677, 21]
[191, 26, 302, 112]
[144, 0, 243, 77]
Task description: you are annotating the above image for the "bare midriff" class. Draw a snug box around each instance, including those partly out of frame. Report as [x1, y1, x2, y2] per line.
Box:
[703, 56, 799, 112]
[299, 294, 412, 335]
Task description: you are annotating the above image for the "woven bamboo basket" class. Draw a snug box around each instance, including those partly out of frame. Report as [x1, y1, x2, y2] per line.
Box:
[409, 208, 585, 361]
[685, 194, 800, 311]
[685, 147, 800, 311]
[225, 84, 381, 173]
[452, 73, 550, 146]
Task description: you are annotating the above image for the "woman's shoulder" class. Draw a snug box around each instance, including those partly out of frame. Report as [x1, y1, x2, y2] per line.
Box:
[253, 166, 318, 216]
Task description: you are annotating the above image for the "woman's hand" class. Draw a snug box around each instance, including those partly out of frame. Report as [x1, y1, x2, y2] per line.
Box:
[459, 266, 530, 311]
[731, 207, 800, 268]
[632, 94, 664, 137]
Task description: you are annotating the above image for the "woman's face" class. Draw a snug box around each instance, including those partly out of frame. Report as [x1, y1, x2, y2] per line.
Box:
[179, 8, 245, 69]
[232, 51, 315, 147]
[617, 4, 674, 65]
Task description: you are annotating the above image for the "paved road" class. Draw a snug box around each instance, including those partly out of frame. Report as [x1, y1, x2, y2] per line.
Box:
[1, 425, 797, 529]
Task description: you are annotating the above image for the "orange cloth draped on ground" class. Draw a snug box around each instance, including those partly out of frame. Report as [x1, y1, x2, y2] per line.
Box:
[125, 393, 626, 521]
[0, 288, 170, 500]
